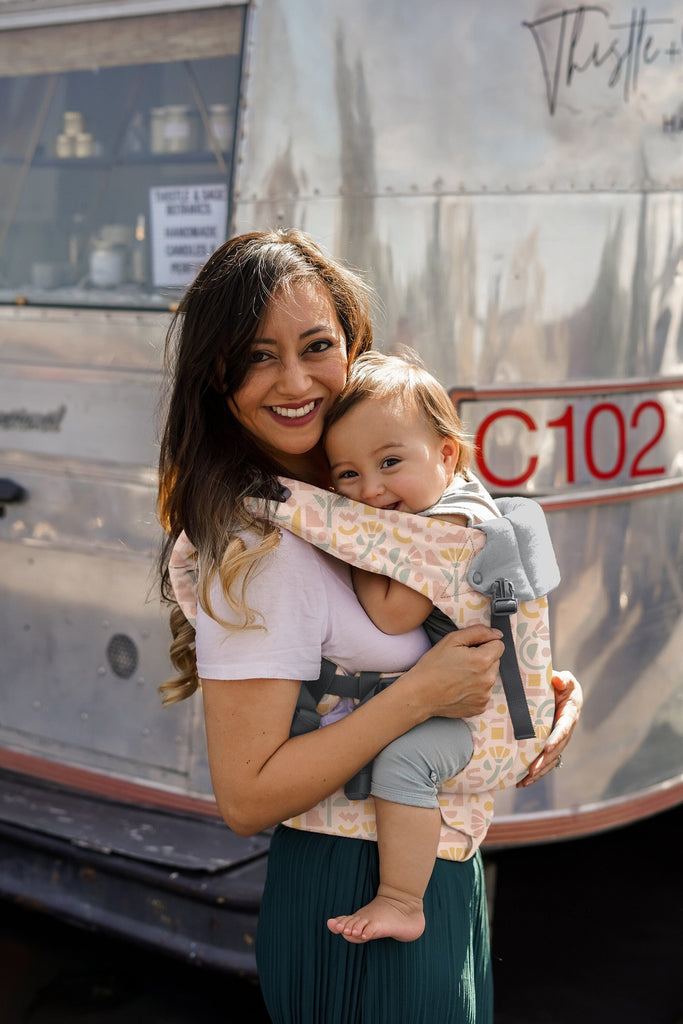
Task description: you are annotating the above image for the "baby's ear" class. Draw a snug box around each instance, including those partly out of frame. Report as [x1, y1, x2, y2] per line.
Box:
[441, 437, 459, 471]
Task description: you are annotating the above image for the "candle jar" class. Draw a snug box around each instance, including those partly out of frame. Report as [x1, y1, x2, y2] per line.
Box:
[163, 105, 199, 153]
[149, 107, 167, 154]
[56, 133, 76, 158]
[63, 110, 84, 136]
[75, 132, 94, 158]
[206, 104, 231, 150]
[89, 240, 126, 288]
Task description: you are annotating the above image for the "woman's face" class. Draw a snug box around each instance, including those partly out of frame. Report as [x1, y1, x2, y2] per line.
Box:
[228, 282, 348, 469]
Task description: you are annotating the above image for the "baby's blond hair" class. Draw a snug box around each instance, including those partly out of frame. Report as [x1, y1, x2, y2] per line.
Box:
[325, 350, 471, 476]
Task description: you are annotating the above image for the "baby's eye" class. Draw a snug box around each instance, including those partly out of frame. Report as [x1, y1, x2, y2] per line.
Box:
[335, 469, 358, 480]
[381, 457, 401, 469]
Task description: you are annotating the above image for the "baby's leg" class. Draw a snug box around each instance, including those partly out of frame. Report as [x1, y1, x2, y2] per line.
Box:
[327, 800, 441, 943]
[328, 717, 473, 943]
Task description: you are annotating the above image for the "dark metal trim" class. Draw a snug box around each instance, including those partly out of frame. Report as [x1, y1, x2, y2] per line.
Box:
[0, 778, 266, 975]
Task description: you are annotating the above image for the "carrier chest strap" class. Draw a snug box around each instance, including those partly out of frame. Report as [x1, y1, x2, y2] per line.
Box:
[290, 663, 400, 799]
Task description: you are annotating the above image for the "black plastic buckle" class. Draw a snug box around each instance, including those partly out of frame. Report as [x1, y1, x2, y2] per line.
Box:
[491, 578, 518, 616]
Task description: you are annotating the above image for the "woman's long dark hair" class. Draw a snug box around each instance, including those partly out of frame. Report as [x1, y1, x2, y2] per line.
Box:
[157, 229, 374, 704]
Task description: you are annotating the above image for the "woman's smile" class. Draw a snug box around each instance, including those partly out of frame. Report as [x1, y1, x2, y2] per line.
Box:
[269, 399, 320, 421]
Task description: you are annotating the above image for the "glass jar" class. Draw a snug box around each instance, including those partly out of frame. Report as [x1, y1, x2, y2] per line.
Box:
[163, 105, 198, 153]
[62, 110, 84, 136]
[75, 132, 94, 158]
[89, 240, 126, 287]
[55, 133, 76, 158]
[206, 104, 231, 150]
[149, 107, 167, 154]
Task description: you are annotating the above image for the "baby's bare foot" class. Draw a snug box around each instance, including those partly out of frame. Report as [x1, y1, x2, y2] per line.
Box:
[327, 884, 425, 943]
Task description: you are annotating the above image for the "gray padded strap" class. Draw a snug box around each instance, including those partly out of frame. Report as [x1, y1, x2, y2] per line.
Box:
[468, 496, 560, 601]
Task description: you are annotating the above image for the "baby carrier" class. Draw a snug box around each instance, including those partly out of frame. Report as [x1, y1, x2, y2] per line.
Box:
[169, 477, 559, 858]
[257, 478, 558, 796]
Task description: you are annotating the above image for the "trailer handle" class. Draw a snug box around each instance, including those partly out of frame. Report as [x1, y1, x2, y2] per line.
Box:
[0, 478, 28, 517]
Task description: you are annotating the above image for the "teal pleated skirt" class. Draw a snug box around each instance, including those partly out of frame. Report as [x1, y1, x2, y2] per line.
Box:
[256, 825, 493, 1024]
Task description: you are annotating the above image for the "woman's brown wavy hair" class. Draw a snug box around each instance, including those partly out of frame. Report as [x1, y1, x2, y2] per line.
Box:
[158, 229, 374, 705]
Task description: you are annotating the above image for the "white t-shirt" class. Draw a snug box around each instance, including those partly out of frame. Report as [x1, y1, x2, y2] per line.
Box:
[196, 528, 430, 681]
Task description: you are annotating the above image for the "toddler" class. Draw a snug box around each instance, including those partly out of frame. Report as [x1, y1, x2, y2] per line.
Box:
[323, 351, 502, 944]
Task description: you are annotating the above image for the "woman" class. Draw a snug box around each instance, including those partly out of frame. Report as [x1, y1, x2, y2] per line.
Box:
[158, 228, 582, 1023]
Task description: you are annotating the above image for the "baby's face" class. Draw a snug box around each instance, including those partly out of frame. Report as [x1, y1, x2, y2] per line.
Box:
[325, 397, 458, 513]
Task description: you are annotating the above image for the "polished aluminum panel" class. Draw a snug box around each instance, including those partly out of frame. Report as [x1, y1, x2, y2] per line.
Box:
[0, 306, 212, 797]
[495, 486, 682, 820]
[235, 0, 683, 202]
[235, 189, 683, 389]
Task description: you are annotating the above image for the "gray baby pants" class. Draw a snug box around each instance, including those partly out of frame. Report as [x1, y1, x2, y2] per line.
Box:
[370, 717, 474, 808]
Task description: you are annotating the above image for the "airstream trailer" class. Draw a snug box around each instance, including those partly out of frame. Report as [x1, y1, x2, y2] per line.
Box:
[0, 0, 681, 975]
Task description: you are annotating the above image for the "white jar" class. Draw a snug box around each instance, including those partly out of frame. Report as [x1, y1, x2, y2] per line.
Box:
[163, 105, 198, 153]
[149, 107, 167, 153]
[63, 110, 84, 136]
[75, 132, 94, 158]
[56, 133, 76, 158]
[89, 241, 126, 287]
[206, 104, 231, 150]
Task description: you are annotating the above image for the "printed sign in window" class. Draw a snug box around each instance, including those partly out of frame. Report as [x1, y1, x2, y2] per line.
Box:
[149, 184, 228, 288]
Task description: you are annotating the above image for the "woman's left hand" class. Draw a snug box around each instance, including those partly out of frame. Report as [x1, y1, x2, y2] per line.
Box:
[517, 670, 583, 787]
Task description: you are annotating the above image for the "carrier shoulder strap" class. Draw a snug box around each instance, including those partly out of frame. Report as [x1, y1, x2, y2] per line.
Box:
[489, 580, 536, 740]
[424, 593, 535, 741]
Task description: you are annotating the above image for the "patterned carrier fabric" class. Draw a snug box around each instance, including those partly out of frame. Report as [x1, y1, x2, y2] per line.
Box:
[169, 478, 555, 862]
[252, 479, 556, 860]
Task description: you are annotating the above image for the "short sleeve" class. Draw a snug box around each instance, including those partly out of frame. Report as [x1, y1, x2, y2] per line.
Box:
[195, 529, 326, 681]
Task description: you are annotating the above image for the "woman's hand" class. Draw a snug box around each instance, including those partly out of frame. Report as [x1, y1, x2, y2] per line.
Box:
[400, 624, 504, 722]
[517, 670, 583, 787]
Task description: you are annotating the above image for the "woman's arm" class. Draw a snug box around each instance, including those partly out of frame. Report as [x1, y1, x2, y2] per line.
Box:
[202, 624, 504, 836]
[516, 671, 583, 786]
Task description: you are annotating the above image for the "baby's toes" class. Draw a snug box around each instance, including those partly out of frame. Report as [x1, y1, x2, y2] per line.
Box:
[327, 915, 349, 934]
[344, 915, 369, 937]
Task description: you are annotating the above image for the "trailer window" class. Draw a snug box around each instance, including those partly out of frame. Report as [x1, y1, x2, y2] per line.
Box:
[0, 6, 245, 310]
